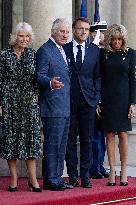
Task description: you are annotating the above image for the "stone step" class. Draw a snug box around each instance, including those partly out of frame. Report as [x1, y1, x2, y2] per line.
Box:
[131, 118, 136, 124]
[128, 129, 136, 135]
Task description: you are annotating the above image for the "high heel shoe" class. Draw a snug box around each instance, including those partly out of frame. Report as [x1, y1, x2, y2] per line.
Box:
[8, 181, 18, 192]
[28, 181, 42, 192]
[8, 186, 17, 192]
[107, 171, 116, 186]
[120, 171, 128, 186]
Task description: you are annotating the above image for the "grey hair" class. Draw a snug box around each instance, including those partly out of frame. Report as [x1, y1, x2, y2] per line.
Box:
[9, 22, 34, 46]
[51, 18, 70, 34]
[104, 24, 128, 51]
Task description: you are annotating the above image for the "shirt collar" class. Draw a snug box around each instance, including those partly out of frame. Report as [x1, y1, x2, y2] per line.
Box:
[72, 38, 85, 48]
[50, 36, 61, 49]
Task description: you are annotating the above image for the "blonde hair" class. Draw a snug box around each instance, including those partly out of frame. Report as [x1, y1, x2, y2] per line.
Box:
[9, 22, 34, 46]
[104, 24, 128, 51]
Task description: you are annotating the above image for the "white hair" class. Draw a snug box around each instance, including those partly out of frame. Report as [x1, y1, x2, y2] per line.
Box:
[51, 18, 70, 35]
[9, 22, 34, 46]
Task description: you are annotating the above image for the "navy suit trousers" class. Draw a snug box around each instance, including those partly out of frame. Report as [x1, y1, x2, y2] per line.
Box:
[90, 117, 106, 175]
[42, 117, 70, 185]
[66, 93, 96, 179]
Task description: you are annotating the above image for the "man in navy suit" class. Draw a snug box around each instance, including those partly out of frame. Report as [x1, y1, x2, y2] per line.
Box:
[64, 17, 101, 188]
[36, 18, 73, 191]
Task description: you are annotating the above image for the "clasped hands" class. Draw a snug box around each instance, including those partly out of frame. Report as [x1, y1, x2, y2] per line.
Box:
[51, 77, 64, 89]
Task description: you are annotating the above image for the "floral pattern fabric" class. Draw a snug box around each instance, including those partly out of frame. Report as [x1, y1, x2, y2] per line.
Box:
[0, 47, 42, 159]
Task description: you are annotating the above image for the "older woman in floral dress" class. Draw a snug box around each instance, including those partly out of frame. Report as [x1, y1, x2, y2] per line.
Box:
[0, 22, 42, 192]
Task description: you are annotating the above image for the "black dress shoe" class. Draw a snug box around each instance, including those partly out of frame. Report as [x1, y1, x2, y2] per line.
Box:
[8, 186, 17, 192]
[61, 182, 73, 189]
[120, 171, 128, 186]
[107, 182, 116, 186]
[120, 181, 128, 186]
[107, 171, 116, 186]
[81, 178, 92, 188]
[102, 172, 110, 178]
[69, 177, 79, 187]
[28, 181, 42, 192]
[43, 182, 65, 191]
[91, 173, 104, 179]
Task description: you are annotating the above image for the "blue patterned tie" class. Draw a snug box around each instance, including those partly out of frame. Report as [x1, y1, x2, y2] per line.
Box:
[76, 45, 82, 69]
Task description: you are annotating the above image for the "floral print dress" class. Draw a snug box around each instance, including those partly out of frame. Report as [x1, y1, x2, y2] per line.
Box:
[0, 47, 42, 159]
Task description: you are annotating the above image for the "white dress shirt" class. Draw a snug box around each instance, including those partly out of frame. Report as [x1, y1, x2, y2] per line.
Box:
[49, 37, 68, 89]
[50, 37, 67, 64]
[72, 39, 85, 63]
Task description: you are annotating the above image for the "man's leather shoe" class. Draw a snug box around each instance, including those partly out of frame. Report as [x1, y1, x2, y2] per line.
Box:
[102, 172, 110, 178]
[43, 182, 65, 191]
[81, 178, 92, 188]
[61, 182, 73, 189]
[91, 173, 104, 179]
[69, 177, 79, 187]
[100, 167, 110, 178]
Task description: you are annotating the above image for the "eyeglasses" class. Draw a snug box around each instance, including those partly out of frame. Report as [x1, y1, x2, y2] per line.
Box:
[75, 27, 90, 32]
[58, 30, 70, 36]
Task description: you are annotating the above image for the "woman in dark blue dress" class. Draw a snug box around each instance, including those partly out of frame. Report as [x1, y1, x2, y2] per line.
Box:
[100, 24, 136, 186]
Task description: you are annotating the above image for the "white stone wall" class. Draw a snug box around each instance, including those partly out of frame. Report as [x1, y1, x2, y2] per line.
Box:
[12, 0, 23, 28]
[121, 0, 136, 49]
[23, 0, 72, 49]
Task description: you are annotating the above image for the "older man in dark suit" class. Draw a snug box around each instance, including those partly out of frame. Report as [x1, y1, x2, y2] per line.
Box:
[64, 17, 101, 188]
[36, 18, 73, 191]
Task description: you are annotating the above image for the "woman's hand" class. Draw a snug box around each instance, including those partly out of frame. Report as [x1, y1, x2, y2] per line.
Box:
[96, 104, 101, 119]
[0, 106, 2, 116]
[128, 104, 136, 119]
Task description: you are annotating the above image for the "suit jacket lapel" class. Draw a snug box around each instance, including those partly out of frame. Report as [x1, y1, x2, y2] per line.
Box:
[48, 39, 68, 67]
[68, 42, 79, 72]
[81, 42, 89, 69]
[68, 42, 75, 64]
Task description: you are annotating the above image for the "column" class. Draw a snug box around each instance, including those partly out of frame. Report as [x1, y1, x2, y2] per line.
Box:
[121, 0, 136, 167]
[23, 0, 72, 49]
[12, 0, 23, 29]
[121, 0, 136, 48]
[99, 0, 121, 25]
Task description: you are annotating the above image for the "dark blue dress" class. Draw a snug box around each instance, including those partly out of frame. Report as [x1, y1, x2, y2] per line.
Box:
[101, 48, 136, 132]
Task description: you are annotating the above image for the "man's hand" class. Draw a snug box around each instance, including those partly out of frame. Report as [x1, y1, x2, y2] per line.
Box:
[96, 104, 101, 119]
[51, 77, 64, 89]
